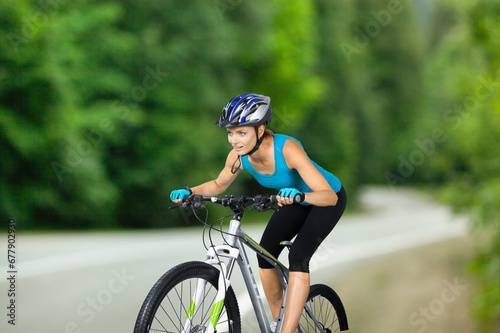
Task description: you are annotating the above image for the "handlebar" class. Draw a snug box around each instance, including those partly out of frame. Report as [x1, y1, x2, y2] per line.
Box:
[178, 194, 278, 213]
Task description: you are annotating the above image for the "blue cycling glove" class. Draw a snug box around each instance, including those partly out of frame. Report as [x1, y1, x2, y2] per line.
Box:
[277, 188, 305, 203]
[170, 188, 192, 201]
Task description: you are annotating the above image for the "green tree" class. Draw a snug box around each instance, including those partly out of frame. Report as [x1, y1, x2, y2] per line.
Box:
[445, 1, 500, 330]
[407, 0, 500, 329]
[299, 0, 360, 194]
[360, 0, 426, 183]
[0, 0, 134, 229]
[309, 0, 427, 192]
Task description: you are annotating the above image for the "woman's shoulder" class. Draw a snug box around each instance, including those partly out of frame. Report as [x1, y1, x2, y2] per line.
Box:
[274, 133, 292, 140]
[273, 133, 298, 146]
[275, 134, 303, 149]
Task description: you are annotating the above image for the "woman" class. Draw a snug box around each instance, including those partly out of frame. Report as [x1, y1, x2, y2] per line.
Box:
[170, 93, 347, 333]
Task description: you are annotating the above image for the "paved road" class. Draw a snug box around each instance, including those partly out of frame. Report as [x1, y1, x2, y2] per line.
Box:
[0, 187, 468, 333]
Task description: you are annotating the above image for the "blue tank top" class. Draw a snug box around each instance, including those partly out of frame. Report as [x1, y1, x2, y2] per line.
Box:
[241, 134, 342, 193]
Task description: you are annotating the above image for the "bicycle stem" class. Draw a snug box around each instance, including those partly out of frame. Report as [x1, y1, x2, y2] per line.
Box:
[225, 217, 242, 247]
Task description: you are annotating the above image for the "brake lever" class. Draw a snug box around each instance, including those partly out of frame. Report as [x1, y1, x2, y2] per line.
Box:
[252, 195, 278, 212]
[168, 194, 199, 210]
[255, 203, 278, 212]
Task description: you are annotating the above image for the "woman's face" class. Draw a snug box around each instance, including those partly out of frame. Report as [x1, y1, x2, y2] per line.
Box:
[227, 126, 258, 155]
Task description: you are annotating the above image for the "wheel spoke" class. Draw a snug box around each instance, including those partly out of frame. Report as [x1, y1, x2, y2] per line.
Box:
[298, 285, 347, 333]
[134, 262, 241, 333]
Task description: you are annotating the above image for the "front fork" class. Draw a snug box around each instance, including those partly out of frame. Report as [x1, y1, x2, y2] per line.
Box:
[182, 244, 239, 333]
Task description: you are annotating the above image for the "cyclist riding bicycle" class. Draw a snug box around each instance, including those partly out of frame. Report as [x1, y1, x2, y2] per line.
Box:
[170, 93, 347, 333]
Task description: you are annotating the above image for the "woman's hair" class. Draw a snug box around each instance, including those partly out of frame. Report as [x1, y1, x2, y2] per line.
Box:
[264, 128, 274, 136]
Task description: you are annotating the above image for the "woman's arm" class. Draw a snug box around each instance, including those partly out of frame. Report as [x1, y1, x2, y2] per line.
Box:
[281, 139, 338, 206]
[188, 149, 240, 196]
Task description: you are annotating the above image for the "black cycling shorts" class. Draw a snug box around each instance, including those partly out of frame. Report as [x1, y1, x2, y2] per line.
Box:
[257, 186, 347, 273]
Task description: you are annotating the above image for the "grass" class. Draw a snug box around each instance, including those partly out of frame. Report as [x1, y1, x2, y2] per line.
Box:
[334, 234, 479, 333]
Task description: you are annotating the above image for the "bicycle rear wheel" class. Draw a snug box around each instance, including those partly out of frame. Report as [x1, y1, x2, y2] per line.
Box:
[298, 284, 349, 332]
[134, 261, 241, 333]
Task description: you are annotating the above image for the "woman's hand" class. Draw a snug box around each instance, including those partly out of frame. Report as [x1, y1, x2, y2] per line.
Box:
[276, 188, 305, 207]
[169, 188, 192, 204]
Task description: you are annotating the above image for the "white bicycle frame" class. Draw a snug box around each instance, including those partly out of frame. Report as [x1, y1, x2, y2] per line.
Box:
[182, 217, 290, 333]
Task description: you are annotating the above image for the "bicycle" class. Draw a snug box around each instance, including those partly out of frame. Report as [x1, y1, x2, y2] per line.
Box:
[133, 194, 349, 333]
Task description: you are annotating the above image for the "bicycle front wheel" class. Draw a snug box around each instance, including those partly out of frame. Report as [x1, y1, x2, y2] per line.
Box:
[298, 284, 349, 332]
[134, 261, 241, 333]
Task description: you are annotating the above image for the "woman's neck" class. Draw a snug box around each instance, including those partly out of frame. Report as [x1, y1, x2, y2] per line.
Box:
[249, 134, 273, 164]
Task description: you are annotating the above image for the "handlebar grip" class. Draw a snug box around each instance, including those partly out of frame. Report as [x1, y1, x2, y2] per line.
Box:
[294, 193, 303, 203]
[273, 193, 304, 203]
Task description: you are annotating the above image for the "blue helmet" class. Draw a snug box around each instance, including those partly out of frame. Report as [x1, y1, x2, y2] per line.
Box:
[216, 93, 272, 127]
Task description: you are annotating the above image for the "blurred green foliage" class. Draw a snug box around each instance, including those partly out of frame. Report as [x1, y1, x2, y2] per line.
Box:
[0, 0, 423, 229]
[399, 0, 500, 330]
[1, 0, 499, 328]
[452, 2, 500, 330]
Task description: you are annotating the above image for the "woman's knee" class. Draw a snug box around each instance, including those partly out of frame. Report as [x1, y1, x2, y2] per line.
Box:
[288, 252, 311, 273]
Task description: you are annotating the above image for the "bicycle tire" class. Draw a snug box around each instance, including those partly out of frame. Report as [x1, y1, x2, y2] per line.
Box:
[298, 284, 349, 332]
[134, 261, 241, 333]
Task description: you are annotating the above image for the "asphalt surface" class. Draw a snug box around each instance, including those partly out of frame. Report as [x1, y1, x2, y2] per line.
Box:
[0, 187, 468, 333]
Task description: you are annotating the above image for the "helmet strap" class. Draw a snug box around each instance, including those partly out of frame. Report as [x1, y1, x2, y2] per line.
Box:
[230, 156, 241, 174]
[245, 127, 265, 156]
